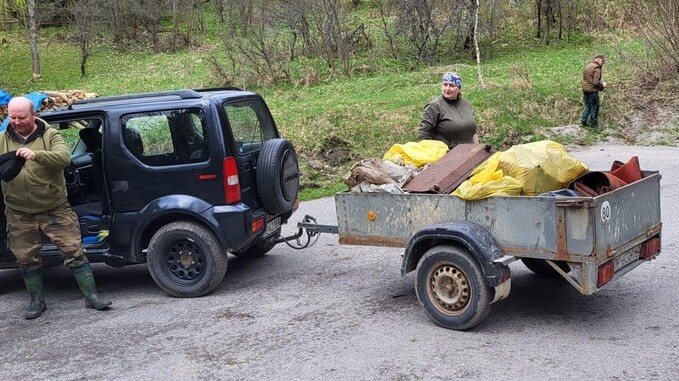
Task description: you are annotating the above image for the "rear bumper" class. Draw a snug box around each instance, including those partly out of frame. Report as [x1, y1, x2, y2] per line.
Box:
[200, 203, 264, 251]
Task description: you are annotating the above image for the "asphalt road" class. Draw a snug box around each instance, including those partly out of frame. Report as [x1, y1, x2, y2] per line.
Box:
[1, 144, 677, 380]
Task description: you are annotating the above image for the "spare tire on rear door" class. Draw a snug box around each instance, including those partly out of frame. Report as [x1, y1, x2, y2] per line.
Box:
[257, 138, 300, 214]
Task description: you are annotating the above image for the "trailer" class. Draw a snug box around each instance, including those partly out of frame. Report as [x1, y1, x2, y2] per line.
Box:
[287, 170, 662, 330]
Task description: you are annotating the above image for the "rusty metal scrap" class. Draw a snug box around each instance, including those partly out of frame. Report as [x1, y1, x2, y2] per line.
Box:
[403, 143, 494, 194]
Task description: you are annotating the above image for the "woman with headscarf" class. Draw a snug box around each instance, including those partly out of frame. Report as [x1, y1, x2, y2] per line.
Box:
[417, 72, 479, 149]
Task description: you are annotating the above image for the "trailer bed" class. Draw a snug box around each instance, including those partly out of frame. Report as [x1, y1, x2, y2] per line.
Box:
[334, 171, 662, 295]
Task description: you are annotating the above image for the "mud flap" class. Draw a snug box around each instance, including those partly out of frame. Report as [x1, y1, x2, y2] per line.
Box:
[491, 278, 511, 303]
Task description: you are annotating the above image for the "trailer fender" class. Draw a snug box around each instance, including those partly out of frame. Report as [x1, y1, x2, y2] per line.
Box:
[401, 221, 510, 288]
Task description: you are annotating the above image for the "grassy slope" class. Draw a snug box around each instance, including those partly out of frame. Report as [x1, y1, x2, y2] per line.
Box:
[0, 31, 645, 199]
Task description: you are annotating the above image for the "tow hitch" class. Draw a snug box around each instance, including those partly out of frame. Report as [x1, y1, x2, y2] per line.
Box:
[273, 215, 338, 249]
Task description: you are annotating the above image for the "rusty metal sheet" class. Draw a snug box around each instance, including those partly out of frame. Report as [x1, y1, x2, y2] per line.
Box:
[338, 235, 406, 247]
[403, 143, 494, 194]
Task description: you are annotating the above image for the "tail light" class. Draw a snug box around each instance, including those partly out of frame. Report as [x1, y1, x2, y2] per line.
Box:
[251, 217, 265, 233]
[597, 261, 615, 288]
[640, 236, 661, 259]
[223, 157, 241, 204]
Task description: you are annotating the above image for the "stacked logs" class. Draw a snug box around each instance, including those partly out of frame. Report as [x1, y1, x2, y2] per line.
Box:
[0, 90, 99, 122]
[41, 90, 99, 110]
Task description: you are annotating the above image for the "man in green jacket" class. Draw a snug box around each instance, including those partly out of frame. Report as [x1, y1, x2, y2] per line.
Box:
[581, 54, 607, 128]
[1, 96, 111, 319]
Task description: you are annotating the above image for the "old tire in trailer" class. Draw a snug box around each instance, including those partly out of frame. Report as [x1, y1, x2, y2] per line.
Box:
[415, 245, 492, 330]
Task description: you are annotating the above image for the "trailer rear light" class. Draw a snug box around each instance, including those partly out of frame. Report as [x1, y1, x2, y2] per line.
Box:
[640, 236, 660, 259]
[293, 197, 300, 211]
[223, 157, 241, 204]
[251, 217, 265, 233]
[597, 261, 615, 288]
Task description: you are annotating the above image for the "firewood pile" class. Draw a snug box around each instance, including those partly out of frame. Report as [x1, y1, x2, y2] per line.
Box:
[41, 90, 99, 109]
[0, 90, 99, 122]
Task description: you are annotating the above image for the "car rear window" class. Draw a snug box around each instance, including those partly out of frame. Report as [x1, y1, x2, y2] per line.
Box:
[121, 108, 208, 166]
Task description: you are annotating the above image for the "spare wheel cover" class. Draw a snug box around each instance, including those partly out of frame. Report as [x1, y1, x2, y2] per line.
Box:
[256, 138, 299, 214]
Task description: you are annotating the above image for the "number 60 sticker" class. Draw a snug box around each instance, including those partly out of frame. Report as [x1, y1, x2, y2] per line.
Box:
[600, 201, 611, 224]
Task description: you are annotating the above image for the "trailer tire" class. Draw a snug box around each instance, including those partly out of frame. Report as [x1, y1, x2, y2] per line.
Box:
[521, 258, 570, 278]
[415, 245, 492, 331]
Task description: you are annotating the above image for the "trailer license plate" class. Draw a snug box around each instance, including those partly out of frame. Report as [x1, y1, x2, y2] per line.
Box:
[264, 217, 281, 237]
[614, 247, 640, 270]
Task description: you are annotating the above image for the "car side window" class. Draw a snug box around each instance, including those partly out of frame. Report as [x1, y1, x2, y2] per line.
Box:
[223, 100, 277, 154]
[48, 118, 102, 154]
[121, 108, 208, 166]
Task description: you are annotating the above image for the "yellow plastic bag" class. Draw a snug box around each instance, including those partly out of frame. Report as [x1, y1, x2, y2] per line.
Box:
[498, 140, 589, 195]
[383, 140, 448, 168]
[453, 152, 523, 200]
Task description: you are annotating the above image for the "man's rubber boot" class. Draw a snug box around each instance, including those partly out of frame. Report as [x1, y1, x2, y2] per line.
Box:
[21, 268, 47, 319]
[71, 263, 112, 310]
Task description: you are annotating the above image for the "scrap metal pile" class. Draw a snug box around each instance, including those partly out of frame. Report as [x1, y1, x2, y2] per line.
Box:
[343, 139, 642, 200]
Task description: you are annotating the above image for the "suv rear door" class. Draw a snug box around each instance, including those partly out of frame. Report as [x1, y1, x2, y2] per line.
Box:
[220, 97, 279, 212]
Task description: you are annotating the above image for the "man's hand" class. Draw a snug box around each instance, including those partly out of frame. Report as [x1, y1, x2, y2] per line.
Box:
[16, 147, 36, 161]
[602, 81, 607, 89]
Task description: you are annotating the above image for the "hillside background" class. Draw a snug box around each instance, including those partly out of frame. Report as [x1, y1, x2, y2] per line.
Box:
[1, 0, 678, 198]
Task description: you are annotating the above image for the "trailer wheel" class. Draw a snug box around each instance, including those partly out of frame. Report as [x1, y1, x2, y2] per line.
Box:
[415, 245, 492, 330]
[521, 258, 570, 278]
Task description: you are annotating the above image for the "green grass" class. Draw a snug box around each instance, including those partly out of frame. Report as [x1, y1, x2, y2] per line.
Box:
[0, 31, 654, 199]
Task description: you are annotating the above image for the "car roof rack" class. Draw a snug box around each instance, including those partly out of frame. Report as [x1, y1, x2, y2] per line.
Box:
[195, 86, 244, 92]
[68, 89, 203, 109]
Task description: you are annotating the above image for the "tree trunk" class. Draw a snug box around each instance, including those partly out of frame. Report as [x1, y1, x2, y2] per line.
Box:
[474, 0, 485, 89]
[28, 0, 41, 81]
[536, 0, 542, 38]
[558, 0, 563, 40]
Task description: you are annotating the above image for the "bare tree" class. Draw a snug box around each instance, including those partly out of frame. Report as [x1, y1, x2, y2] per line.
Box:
[535, 0, 567, 44]
[629, 0, 679, 75]
[69, 0, 102, 77]
[388, 0, 464, 65]
[373, 0, 400, 60]
[284, 0, 362, 75]
[170, 0, 204, 51]
[212, 0, 225, 23]
[473, 0, 484, 89]
[221, 7, 292, 87]
[278, 0, 313, 61]
[27, 0, 40, 80]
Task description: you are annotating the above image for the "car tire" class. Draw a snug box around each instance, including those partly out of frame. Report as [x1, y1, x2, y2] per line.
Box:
[521, 258, 570, 278]
[147, 221, 228, 297]
[257, 138, 300, 215]
[415, 245, 492, 330]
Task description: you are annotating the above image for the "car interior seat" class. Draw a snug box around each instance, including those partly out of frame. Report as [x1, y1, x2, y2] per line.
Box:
[79, 128, 103, 153]
[124, 127, 144, 157]
[77, 128, 105, 204]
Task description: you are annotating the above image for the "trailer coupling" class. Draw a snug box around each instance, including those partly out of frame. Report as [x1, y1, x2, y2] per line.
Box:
[273, 215, 339, 249]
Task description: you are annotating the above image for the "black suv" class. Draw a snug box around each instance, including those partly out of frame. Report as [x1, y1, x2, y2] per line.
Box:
[0, 88, 300, 297]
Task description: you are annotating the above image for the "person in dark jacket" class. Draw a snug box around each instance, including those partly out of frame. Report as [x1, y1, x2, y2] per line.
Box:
[581, 54, 607, 128]
[417, 72, 479, 149]
[1, 96, 111, 319]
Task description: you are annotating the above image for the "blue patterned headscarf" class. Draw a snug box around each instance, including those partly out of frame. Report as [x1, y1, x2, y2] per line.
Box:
[442, 72, 462, 88]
